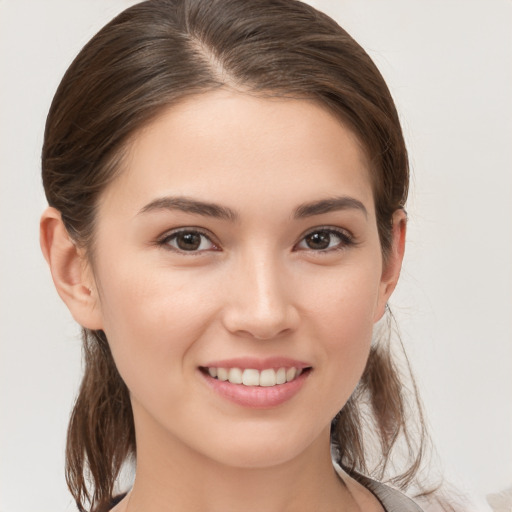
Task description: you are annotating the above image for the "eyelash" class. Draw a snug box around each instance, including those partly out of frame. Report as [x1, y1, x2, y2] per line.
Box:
[156, 226, 355, 254]
[157, 228, 219, 254]
[294, 226, 355, 253]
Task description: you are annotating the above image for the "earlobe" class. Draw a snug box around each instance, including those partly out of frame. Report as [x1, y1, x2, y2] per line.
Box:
[40, 207, 103, 330]
[374, 208, 407, 322]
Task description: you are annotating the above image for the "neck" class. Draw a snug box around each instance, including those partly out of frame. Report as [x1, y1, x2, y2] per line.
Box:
[124, 418, 355, 512]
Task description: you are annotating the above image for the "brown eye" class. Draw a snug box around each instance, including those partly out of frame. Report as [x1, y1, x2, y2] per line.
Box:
[296, 228, 352, 252]
[176, 232, 202, 250]
[304, 231, 332, 250]
[164, 230, 216, 252]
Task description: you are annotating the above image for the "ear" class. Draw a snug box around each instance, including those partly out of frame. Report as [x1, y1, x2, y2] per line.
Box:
[40, 207, 103, 330]
[374, 208, 407, 322]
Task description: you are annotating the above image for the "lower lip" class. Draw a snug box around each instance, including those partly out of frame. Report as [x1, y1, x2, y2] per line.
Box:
[200, 370, 310, 409]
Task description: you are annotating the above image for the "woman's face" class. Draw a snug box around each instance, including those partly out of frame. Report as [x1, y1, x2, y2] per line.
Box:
[86, 90, 403, 469]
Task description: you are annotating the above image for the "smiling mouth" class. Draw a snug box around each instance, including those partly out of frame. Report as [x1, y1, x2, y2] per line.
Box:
[200, 366, 311, 387]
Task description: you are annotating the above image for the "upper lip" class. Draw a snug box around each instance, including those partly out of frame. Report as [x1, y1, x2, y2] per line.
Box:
[201, 357, 312, 371]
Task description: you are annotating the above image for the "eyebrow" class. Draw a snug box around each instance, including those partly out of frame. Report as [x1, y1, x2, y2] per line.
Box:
[138, 196, 238, 221]
[138, 195, 367, 221]
[293, 196, 368, 219]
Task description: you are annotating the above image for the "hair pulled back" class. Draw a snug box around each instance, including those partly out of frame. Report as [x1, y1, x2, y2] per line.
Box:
[42, 1, 417, 511]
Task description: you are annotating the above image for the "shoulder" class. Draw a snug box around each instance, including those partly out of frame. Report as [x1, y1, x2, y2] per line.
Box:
[354, 474, 425, 512]
[334, 463, 424, 512]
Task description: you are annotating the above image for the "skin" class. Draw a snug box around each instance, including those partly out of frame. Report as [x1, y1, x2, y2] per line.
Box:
[41, 90, 406, 512]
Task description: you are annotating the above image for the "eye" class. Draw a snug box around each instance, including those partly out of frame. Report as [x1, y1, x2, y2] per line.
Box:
[160, 229, 218, 253]
[295, 228, 353, 252]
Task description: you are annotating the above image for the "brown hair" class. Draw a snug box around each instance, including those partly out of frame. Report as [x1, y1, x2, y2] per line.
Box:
[42, 1, 424, 511]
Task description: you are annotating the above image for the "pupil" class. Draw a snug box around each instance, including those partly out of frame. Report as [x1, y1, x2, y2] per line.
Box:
[307, 231, 330, 250]
[177, 232, 201, 250]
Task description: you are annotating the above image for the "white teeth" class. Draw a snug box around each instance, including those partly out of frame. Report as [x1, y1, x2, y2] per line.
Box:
[259, 368, 277, 387]
[217, 368, 228, 381]
[286, 367, 297, 381]
[228, 367, 243, 384]
[207, 366, 306, 387]
[242, 369, 259, 386]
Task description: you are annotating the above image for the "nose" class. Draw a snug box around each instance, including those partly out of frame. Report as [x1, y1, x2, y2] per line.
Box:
[221, 251, 300, 340]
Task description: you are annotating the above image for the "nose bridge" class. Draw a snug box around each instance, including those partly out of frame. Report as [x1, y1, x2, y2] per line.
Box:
[223, 244, 297, 339]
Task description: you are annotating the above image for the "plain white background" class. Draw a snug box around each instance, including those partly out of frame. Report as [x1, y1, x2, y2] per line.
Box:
[0, 1, 510, 511]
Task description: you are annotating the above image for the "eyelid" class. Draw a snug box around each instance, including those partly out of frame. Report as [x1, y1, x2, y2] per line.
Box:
[294, 225, 355, 252]
[156, 227, 220, 253]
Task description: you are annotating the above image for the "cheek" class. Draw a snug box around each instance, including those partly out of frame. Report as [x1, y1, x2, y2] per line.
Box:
[94, 261, 218, 389]
[304, 260, 381, 335]
[303, 263, 382, 390]
[323, 295, 374, 381]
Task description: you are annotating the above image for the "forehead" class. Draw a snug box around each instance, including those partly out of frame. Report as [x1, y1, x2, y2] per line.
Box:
[99, 90, 374, 218]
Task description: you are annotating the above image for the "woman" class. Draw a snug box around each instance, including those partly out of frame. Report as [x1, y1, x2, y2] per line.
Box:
[40, 0, 436, 510]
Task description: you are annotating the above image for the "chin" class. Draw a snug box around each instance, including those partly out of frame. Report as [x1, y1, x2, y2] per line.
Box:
[193, 423, 328, 470]
[206, 445, 302, 470]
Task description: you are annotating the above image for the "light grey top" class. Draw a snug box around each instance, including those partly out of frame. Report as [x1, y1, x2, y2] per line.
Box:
[354, 473, 425, 512]
[333, 463, 424, 512]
